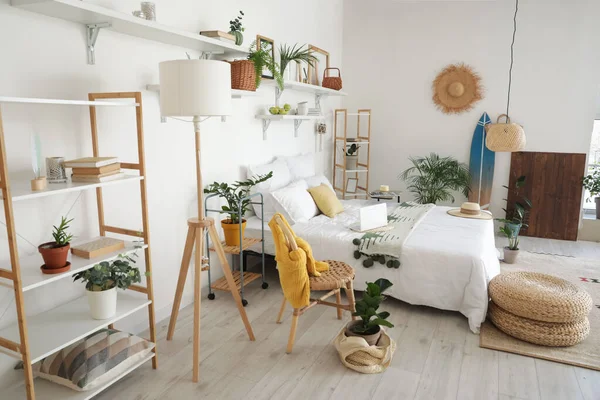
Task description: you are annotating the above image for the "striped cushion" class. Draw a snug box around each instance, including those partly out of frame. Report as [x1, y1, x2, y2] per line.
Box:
[33, 329, 154, 392]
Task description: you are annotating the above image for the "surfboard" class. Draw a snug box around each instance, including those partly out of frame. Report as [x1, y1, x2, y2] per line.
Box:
[468, 112, 494, 209]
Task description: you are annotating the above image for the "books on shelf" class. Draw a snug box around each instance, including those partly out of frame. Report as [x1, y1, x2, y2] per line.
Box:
[71, 237, 125, 259]
[199, 30, 235, 43]
[64, 157, 119, 168]
[66, 156, 123, 183]
[71, 163, 120, 175]
[71, 172, 124, 183]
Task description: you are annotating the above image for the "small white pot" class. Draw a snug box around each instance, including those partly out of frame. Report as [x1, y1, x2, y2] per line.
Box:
[346, 155, 358, 170]
[298, 102, 308, 115]
[87, 287, 117, 320]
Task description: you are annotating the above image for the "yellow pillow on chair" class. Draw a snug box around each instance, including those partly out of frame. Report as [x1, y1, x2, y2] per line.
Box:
[307, 184, 344, 218]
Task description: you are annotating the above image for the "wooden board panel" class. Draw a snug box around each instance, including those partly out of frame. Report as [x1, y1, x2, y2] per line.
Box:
[507, 152, 586, 241]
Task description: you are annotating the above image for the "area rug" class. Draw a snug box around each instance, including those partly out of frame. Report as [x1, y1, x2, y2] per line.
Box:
[480, 251, 600, 371]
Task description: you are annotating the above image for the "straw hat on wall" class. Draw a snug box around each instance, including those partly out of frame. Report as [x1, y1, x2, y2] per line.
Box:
[432, 64, 483, 114]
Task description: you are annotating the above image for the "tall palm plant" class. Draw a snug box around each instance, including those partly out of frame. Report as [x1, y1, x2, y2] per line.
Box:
[279, 43, 317, 77]
[399, 153, 471, 204]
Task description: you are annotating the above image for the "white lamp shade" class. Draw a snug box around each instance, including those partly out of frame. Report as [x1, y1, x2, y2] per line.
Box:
[159, 59, 232, 117]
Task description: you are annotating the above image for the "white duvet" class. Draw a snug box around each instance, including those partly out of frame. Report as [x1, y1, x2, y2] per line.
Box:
[245, 200, 500, 333]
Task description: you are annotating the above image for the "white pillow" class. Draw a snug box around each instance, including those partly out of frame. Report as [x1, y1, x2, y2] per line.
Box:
[278, 153, 315, 181]
[247, 159, 292, 221]
[305, 174, 334, 191]
[271, 180, 319, 224]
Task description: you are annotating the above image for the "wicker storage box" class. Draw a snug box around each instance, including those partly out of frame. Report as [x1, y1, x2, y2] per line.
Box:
[229, 60, 256, 91]
[322, 67, 343, 91]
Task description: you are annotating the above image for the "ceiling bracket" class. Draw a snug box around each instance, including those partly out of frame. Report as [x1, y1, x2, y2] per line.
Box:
[274, 87, 282, 107]
[86, 23, 111, 65]
[262, 120, 272, 140]
[294, 120, 303, 137]
[315, 94, 323, 113]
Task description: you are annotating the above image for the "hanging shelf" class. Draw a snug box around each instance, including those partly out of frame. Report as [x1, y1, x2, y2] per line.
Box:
[255, 115, 322, 140]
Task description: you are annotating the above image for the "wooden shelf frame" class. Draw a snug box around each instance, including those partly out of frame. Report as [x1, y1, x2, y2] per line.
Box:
[333, 109, 372, 200]
[0, 92, 158, 400]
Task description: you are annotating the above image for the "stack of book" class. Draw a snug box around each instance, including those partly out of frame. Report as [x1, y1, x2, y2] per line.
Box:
[307, 107, 321, 116]
[64, 157, 123, 183]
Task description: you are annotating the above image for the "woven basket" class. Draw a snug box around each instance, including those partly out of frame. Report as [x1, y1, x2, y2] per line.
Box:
[228, 60, 256, 91]
[485, 114, 526, 152]
[322, 67, 343, 91]
[488, 271, 593, 323]
[334, 327, 396, 374]
[488, 301, 590, 347]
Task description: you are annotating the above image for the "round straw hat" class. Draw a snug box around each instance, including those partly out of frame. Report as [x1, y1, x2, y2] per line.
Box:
[447, 202, 492, 220]
[432, 64, 483, 114]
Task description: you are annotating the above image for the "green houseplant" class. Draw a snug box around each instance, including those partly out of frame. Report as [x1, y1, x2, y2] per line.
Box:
[204, 172, 273, 246]
[583, 167, 600, 219]
[345, 278, 394, 346]
[247, 41, 284, 91]
[279, 43, 317, 81]
[496, 175, 532, 264]
[399, 153, 471, 204]
[345, 144, 360, 170]
[73, 253, 143, 319]
[228, 10, 245, 45]
[38, 216, 73, 273]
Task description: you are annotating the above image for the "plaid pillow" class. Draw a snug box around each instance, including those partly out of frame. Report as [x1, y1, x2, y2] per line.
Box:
[33, 329, 154, 391]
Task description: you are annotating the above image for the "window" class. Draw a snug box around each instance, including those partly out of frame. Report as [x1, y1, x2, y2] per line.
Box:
[584, 120, 600, 211]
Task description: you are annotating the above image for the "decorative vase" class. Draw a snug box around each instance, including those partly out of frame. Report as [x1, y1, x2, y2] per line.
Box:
[229, 31, 243, 46]
[46, 157, 67, 183]
[595, 197, 600, 220]
[345, 320, 382, 346]
[221, 219, 247, 247]
[346, 155, 358, 170]
[503, 247, 519, 264]
[38, 242, 70, 270]
[297, 102, 308, 116]
[87, 287, 117, 320]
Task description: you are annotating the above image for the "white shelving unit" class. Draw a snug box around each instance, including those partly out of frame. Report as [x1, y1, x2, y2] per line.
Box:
[10, 0, 249, 64]
[0, 92, 158, 400]
[255, 114, 322, 140]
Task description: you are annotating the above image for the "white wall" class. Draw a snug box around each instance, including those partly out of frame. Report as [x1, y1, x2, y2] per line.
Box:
[342, 0, 600, 218]
[0, 0, 343, 380]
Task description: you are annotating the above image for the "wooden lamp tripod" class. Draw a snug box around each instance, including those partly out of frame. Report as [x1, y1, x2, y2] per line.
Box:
[158, 60, 255, 383]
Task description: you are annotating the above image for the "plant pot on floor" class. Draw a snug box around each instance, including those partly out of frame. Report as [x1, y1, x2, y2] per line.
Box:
[346, 155, 358, 170]
[221, 219, 247, 247]
[503, 247, 519, 264]
[38, 242, 70, 270]
[345, 320, 382, 346]
[87, 287, 117, 320]
[596, 197, 600, 219]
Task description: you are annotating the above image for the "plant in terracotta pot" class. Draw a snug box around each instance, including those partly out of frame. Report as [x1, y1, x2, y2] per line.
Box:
[38, 216, 73, 274]
[204, 171, 273, 247]
[345, 143, 360, 170]
[346, 278, 394, 346]
[73, 253, 143, 320]
[496, 175, 531, 264]
[583, 166, 600, 219]
[228, 10, 245, 46]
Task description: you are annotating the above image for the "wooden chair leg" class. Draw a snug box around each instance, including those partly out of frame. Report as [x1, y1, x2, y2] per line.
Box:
[276, 296, 287, 323]
[344, 281, 357, 320]
[335, 289, 343, 320]
[286, 310, 299, 354]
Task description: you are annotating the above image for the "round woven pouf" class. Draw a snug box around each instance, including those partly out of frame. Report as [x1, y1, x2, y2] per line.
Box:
[489, 271, 593, 323]
[488, 302, 590, 346]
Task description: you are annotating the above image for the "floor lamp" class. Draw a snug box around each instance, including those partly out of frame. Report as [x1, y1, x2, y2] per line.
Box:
[158, 60, 255, 383]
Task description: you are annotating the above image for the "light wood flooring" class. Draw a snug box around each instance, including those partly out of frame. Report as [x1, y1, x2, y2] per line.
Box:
[96, 236, 600, 400]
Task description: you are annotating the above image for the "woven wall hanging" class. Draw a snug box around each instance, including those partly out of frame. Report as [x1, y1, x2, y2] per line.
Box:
[432, 63, 483, 115]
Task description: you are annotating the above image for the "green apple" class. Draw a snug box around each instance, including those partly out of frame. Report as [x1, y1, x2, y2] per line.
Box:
[283, 103, 291, 111]
[269, 107, 278, 115]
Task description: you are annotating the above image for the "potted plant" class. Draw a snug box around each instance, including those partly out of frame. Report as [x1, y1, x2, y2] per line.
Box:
[247, 41, 284, 91]
[279, 43, 317, 81]
[583, 167, 600, 219]
[73, 253, 143, 320]
[496, 175, 532, 264]
[345, 278, 394, 346]
[346, 144, 360, 170]
[228, 11, 245, 45]
[399, 153, 471, 204]
[38, 216, 73, 273]
[204, 172, 273, 247]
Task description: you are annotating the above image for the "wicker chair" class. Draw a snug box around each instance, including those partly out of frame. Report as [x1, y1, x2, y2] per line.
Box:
[273, 215, 356, 353]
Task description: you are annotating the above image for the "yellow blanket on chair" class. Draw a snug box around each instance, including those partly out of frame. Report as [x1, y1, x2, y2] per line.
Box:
[268, 213, 329, 308]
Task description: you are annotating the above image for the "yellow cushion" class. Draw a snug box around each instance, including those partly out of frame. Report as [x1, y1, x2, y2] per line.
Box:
[307, 184, 344, 218]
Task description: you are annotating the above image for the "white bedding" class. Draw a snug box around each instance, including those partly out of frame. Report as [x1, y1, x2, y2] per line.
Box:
[245, 200, 500, 333]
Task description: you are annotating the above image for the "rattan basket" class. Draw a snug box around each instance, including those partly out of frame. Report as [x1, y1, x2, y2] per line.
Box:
[229, 60, 256, 91]
[486, 114, 526, 152]
[322, 67, 343, 91]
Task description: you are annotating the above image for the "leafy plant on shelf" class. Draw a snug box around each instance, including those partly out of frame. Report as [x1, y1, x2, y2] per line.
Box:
[346, 143, 360, 156]
[496, 175, 532, 251]
[583, 166, 600, 202]
[50, 216, 73, 247]
[228, 10, 245, 45]
[399, 153, 471, 204]
[279, 43, 317, 78]
[350, 278, 394, 335]
[204, 172, 273, 224]
[73, 253, 144, 292]
[247, 41, 284, 91]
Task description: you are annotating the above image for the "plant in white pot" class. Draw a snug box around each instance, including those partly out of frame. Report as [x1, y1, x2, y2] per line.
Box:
[346, 144, 360, 170]
[73, 253, 143, 320]
[496, 175, 532, 264]
[583, 167, 600, 219]
[346, 278, 394, 346]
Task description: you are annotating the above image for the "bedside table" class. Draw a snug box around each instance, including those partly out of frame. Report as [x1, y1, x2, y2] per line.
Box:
[369, 190, 401, 203]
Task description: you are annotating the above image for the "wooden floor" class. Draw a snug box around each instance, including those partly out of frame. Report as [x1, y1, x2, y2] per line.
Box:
[96, 236, 600, 400]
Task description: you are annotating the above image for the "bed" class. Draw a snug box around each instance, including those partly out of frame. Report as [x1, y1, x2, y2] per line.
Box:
[245, 199, 500, 333]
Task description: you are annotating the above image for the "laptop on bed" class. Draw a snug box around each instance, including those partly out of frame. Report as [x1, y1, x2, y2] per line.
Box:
[350, 203, 388, 232]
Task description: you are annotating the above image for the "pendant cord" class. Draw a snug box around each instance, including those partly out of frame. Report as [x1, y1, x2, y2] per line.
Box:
[506, 0, 519, 117]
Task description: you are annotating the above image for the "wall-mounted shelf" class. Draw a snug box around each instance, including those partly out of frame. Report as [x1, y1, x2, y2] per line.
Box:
[262, 80, 346, 112]
[255, 114, 322, 140]
[11, 0, 249, 64]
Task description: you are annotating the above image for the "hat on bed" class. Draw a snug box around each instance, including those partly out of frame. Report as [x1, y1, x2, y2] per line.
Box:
[447, 202, 492, 220]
